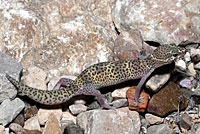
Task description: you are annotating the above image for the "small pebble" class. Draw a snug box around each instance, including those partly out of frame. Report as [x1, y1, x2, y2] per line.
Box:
[188, 63, 196, 75]
[69, 104, 87, 115]
[184, 52, 191, 62]
[176, 60, 186, 70]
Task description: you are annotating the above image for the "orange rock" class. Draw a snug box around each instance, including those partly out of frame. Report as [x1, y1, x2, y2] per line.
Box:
[126, 86, 149, 112]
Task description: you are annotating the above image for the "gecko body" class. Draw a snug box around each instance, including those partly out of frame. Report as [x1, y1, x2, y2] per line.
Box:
[6, 43, 185, 109]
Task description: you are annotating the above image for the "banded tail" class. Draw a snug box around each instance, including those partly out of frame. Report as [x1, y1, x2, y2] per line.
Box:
[6, 74, 76, 105]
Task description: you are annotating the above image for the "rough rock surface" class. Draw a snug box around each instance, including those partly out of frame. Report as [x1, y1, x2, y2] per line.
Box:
[0, 51, 22, 103]
[77, 107, 141, 134]
[112, 0, 200, 44]
[23, 116, 41, 132]
[0, 0, 115, 78]
[147, 124, 174, 134]
[0, 98, 25, 126]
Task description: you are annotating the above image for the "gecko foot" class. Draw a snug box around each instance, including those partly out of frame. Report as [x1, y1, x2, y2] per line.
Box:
[134, 95, 145, 107]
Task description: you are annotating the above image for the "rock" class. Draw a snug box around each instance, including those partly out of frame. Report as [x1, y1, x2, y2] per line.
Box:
[24, 106, 38, 120]
[21, 65, 48, 90]
[113, 29, 154, 60]
[0, 0, 114, 78]
[112, 87, 130, 99]
[69, 104, 87, 115]
[0, 125, 5, 134]
[188, 63, 196, 75]
[62, 111, 76, 124]
[176, 60, 187, 70]
[77, 107, 141, 134]
[0, 51, 22, 103]
[0, 98, 25, 126]
[23, 116, 41, 132]
[180, 113, 192, 130]
[146, 73, 170, 92]
[147, 124, 174, 134]
[184, 52, 191, 62]
[190, 48, 200, 56]
[38, 107, 62, 125]
[43, 114, 61, 134]
[179, 78, 192, 89]
[9, 123, 26, 134]
[112, 0, 200, 44]
[111, 99, 128, 108]
[61, 120, 84, 134]
[194, 62, 200, 70]
[187, 123, 200, 134]
[126, 86, 149, 112]
[147, 82, 188, 117]
[145, 113, 164, 125]
[13, 113, 25, 127]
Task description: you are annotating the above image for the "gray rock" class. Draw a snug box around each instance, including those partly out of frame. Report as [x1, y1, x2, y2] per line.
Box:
[111, 99, 128, 108]
[180, 113, 192, 130]
[0, 51, 22, 103]
[61, 120, 84, 134]
[0, 98, 25, 126]
[77, 107, 140, 134]
[147, 124, 174, 134]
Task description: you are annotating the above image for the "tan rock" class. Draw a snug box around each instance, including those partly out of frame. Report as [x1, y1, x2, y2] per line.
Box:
[69, 104, 87, 115]
[24, 116, 41, 132]
[145, 113, 164, 125]
[112, 87, 130, 99]
[43, 114, 61, 134]
[146, 73, 170, 92]
[38, 108, 62, 125]
[188, 63, 196, 75]
[21, 65, 47, 90]
[62, 111, 76, 124]
[0, 125, 5, 134]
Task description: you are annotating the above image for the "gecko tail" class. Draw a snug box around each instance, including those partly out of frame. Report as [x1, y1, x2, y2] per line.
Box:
[6, 74, 26, 96]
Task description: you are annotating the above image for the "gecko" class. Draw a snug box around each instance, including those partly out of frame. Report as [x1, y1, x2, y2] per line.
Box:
[6, 43, 185, 109]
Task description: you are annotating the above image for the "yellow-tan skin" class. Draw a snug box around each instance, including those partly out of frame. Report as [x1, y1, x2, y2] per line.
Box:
[6, 43, 185, 109]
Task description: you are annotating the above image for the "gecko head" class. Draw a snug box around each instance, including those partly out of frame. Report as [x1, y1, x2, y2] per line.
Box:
[150, 43, 186, 64]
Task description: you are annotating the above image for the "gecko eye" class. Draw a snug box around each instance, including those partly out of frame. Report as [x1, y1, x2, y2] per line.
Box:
[173, 53, 178, 57]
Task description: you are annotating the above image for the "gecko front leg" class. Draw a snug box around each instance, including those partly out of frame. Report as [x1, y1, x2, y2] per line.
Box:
[134, 68, 155, 106]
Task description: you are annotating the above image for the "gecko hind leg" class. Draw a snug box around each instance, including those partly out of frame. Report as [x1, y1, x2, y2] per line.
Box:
[74, 83, 115, 109]
[53, 78, 74, 90]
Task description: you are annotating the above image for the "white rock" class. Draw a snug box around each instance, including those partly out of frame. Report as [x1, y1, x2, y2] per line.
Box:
[21, 65, 48, 90]
[62, 111, 76, 124]
[145, 113, 164, 125]
[188, 63, 196, 75]
[112, 87, 130, 99]
[176, 60, 187, 70]
[24, 116, 41, 131]
[184, 52, 191, 62]
[190, 48, 200, 55]
[38, 108, 62, 125]
[77, 107, 141, 134]
[69, 104, 87, 115]
[194, 62, 200, 70]
[146, 74, 170, 92]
